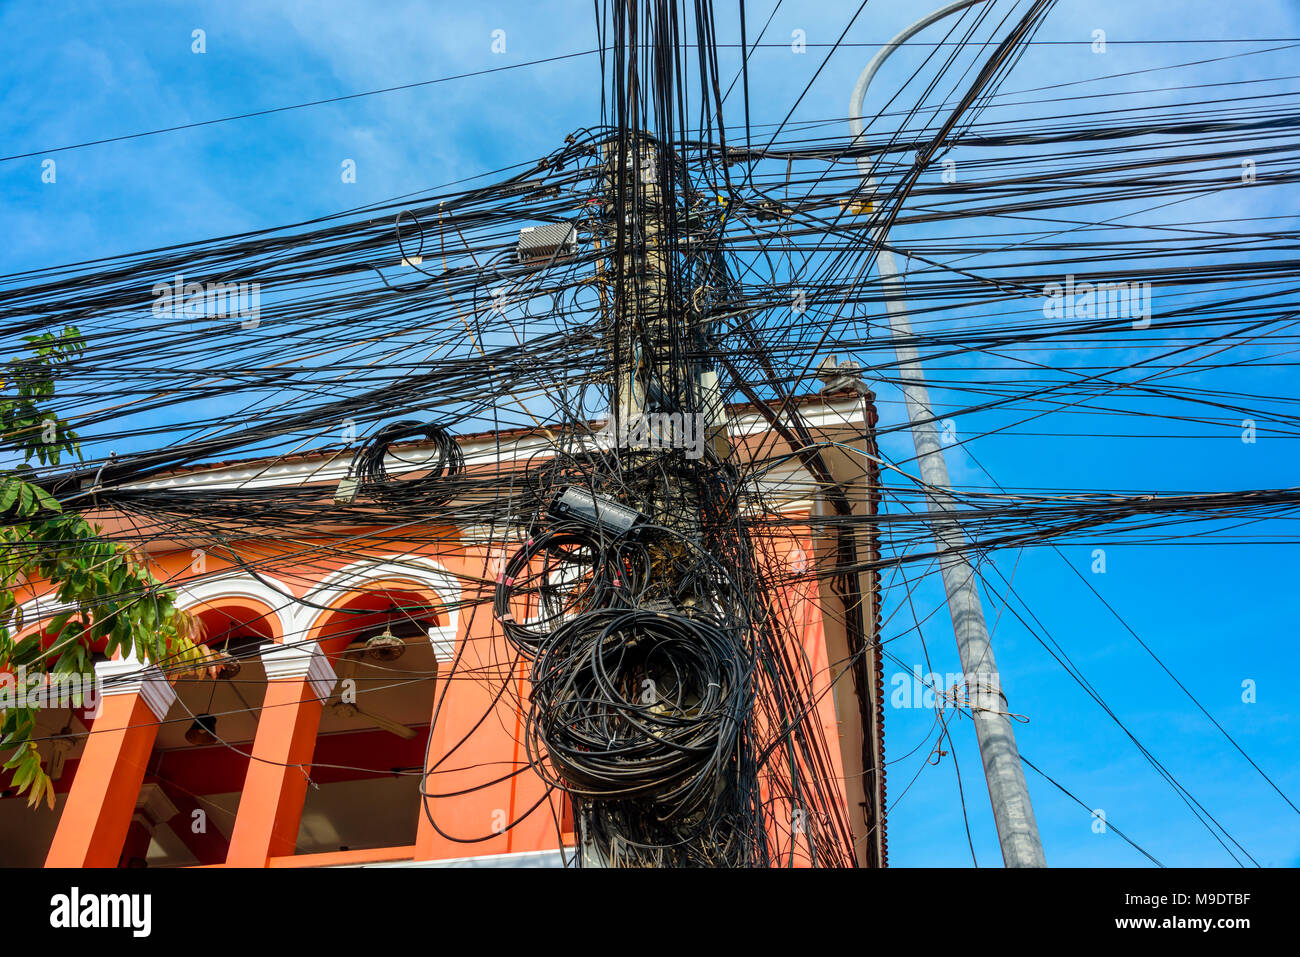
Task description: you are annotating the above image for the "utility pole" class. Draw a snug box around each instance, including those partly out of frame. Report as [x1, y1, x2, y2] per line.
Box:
[578, 135, 671, 867]
[604, 135, 662, 433]
[848, 0, 1046, 867]
[584, 116, 749, 864]
[583, 131, 695, 867]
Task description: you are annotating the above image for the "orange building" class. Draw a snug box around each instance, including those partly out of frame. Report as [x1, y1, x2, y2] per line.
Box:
[1, 394, 884, 868]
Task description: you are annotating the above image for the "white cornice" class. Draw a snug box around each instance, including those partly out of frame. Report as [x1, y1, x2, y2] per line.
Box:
[93, 659, 176, 721]
[260, 640, 337, 700]
[427, 625, 457, 663]
[101, 398, 866, 494]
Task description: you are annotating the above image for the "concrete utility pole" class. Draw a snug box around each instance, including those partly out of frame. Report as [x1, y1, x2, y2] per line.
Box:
[603, 135, 697, 524]
[580, 136, 671, 868]
[584, 133, 691, 867]
[588, 125, 748, 866]
[604, 136, 664, 432]
[848, 0, 1046, 867]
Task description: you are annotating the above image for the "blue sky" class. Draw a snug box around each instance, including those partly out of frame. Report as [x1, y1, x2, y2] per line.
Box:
[2, 0, 1298, 867]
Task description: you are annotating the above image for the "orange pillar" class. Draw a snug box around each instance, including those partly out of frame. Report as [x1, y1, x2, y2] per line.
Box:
[224, 641, 335, 866]
[45, 661, 175, 868]
[787, 531, 849, 866]
[415, 552, 521, 861]
[502, 666, 569, 854]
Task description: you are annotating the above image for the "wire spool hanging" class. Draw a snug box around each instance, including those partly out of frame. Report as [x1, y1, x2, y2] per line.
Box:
[493, 525, 628, 658]
[525, 607, 752, 820]
[350, 420, 464, 505]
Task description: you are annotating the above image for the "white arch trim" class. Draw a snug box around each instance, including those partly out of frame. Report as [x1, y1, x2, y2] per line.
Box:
[174, 572, 299, 642]
[298, 554, 461, 662]
[15, 571, 298, 643]
[15, 593, 78, 633]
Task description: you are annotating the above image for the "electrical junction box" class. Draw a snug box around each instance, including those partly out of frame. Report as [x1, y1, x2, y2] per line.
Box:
[548, 486, 645, 536]
[517, 222, 578, 263]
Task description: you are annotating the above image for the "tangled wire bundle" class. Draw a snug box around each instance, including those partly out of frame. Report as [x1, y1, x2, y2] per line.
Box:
[525, 607, 752, 820]
[493, 525, 629, 657]
[351, 420, 464, 504]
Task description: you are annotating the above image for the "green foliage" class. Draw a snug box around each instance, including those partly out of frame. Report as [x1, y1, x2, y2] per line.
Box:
[0, 325, 83, 469]
[0, 327, 202, 809]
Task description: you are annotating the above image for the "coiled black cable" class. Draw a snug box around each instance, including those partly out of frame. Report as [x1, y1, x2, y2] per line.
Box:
[525, 607, 752, 821]
[493, 524, 626, 657]
[351, 419, 464, 505]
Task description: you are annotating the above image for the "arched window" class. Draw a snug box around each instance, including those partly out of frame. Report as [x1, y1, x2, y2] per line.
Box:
[128, 575, 294, 868]
[291, 583, 445, 858]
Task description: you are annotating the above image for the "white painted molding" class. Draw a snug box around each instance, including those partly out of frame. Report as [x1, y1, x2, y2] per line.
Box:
[94, 659, 176, 721]
[260, 640, 337, 700]
[14, 595, 78, 634]
[104, 398, 864, 494]
[19, 573, 301, 659]
[428, 625, 457, 663]
[175, 572, 300, 640]
[299, 555, 462, 662]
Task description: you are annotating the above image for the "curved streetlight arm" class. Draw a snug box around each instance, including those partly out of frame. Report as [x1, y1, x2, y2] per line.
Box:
[848, 0, 989, 181]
